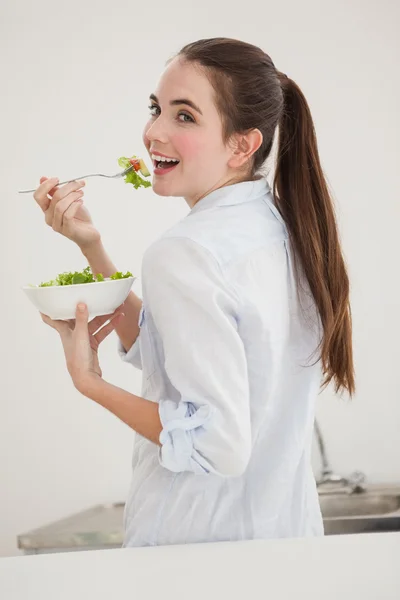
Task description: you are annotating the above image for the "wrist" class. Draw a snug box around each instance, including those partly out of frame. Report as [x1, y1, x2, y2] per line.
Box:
[75, 373, 105, 398]
[79, 239, 104, 260]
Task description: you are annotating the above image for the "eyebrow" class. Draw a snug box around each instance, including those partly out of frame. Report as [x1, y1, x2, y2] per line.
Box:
[149, 93, 203, 116]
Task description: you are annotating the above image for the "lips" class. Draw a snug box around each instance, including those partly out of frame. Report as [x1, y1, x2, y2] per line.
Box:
[150, 150, 179, 160]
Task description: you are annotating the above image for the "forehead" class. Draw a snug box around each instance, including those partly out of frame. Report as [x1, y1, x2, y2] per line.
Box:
[155, 58, 215, 110]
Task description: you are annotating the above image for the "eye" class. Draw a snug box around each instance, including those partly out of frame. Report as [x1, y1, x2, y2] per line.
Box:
[148, 104, 160, 117]
[148, 104, 195, 124]
[178, 112, 195, 124]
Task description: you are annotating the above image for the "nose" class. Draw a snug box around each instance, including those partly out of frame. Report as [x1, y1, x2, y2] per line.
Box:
[144, 117, 169, 144]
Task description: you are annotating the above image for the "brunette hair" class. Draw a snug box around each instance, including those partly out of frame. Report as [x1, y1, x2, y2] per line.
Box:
[174, 37, 355, 396]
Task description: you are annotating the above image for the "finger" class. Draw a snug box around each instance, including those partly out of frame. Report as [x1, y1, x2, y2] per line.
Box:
[88, 306, 125, 335]
[89, 336, 100, 352]
[33, 177, 60, 212]
[46, 180, 86, 225]
[40, 313, 71, 335]
[93, 314, 125, 345]
[74, 303, 89, 335]
[50, 180, 86, 211]
[52, 192, 84, 232]
[39, 176, 62, 205]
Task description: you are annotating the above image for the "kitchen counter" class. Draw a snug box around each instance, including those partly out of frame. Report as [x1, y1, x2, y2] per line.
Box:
[17, 483, 400, 553]
[1, 532, 399, 599]
[18, 503, 125, 553]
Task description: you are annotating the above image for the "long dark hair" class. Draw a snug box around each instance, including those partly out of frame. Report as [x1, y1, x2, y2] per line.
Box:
[174, 37, 355, 396]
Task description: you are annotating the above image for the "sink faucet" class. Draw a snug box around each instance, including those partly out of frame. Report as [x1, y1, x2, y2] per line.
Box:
[314, 419, 366, 494]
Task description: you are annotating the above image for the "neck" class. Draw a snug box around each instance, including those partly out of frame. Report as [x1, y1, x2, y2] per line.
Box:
[185, 172, 260, 209]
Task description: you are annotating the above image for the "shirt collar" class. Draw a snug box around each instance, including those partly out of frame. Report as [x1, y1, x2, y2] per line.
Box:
[189, 177, 271, 215]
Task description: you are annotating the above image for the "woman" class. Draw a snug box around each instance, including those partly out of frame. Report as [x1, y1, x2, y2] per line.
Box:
[33, 37, 354, 546]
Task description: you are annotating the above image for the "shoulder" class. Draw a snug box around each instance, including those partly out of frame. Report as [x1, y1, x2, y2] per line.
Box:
[143, 194, 289, 282]
[142, 235, 241, 313]
[143, 235, 222, 278]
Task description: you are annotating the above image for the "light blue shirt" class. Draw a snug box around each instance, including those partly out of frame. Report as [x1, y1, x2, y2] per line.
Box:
[118, 177, 324, 546]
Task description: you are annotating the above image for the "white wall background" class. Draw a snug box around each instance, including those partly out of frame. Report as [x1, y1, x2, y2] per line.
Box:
[1, 0, 399, 557]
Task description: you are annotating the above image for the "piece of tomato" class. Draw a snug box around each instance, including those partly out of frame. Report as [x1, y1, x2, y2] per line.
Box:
[129, 158, 141, 171]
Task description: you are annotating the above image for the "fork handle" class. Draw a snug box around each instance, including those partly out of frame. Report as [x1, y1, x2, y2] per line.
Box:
[18, 173, 109, 194]
[17, 165, 134, 194]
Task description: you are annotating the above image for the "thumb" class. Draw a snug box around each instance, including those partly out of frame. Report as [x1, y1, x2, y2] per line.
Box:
[75, 303, 89, 332]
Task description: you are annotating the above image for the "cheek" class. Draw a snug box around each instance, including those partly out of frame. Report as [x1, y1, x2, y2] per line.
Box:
[171, 133, 206, 161]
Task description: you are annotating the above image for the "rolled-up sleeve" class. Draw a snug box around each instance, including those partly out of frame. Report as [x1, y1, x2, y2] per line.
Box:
[143, 236, 251, 477]
[117, 336, 142, 370]
[117, 307, 142, 370]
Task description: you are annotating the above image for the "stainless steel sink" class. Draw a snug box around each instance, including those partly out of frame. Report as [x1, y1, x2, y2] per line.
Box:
[314, 422, 400, 535]
[319, 490, 400, 535]
[320, 493, 400, 518]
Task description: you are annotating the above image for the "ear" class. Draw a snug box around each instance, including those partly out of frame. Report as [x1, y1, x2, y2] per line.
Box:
[227, 129, 263, 170]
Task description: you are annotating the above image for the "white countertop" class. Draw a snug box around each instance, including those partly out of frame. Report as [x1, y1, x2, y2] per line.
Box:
[1, 532, 399, 599]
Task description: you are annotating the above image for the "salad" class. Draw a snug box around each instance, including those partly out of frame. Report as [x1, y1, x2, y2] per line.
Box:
[118, 155, 152, 189]
[38, 266, 133, 287]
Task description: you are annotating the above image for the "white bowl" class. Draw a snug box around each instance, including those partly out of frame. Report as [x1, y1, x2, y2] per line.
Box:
[22, 276, 136, 320]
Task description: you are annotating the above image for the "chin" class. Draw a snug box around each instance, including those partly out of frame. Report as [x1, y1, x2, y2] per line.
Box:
[151, 179, 185, 198]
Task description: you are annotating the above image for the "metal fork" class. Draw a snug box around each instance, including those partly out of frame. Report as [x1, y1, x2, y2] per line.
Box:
[18, 166, 134, 194]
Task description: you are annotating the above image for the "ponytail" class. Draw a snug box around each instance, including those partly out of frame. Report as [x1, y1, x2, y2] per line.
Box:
[274, 73, 355, 396]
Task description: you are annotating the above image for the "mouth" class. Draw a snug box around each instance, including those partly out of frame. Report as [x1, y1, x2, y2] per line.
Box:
[151, 153, 181, 175]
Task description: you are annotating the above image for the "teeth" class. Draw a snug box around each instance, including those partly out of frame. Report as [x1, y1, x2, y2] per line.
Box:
[151, 154, 179, 163]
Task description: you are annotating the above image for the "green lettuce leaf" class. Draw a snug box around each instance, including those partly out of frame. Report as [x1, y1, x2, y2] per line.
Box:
[38, 266, 132, 287]
[118, 155, 152, 190]
[110, 271, 133, 280]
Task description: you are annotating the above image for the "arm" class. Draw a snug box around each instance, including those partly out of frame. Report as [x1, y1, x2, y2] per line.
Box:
[144, 238, 252, 477]
[82, 240, 142, 353]
[82, 379, 162, 445]
[128, 237, 252, 475]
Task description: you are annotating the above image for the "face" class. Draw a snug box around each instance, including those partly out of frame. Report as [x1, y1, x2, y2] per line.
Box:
[143, 57, 255, 208]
